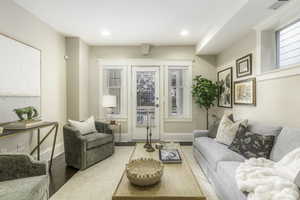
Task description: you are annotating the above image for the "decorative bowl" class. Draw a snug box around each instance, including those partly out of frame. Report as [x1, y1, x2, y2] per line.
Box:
[126, 158, 164, 186]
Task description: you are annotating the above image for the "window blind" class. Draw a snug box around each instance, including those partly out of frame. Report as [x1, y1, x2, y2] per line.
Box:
[277, 20, 300, 67]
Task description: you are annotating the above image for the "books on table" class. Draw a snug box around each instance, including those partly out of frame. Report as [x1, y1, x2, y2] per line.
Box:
[159, 149, 182, 164]
[4, 120, 44, 130]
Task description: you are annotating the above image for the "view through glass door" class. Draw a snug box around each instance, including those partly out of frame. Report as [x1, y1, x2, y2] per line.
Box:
[132, 66, 160, 140]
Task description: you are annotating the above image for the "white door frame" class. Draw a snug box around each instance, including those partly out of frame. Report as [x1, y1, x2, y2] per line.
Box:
[131, 66, 160, 140]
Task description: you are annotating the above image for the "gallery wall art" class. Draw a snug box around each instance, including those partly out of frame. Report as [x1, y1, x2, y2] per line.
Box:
[234, 78, 256, 106]
[217, 67, 233, 108]
[236, 54, 252, 78]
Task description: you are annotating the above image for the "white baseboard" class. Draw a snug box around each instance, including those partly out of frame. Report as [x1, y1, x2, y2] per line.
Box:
[40, 142, 64, 161]
[114, 133, 131, 143]
[161, 133, 193, 142]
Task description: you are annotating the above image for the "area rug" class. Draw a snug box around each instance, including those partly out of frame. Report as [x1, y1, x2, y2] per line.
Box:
[50, 146, 219, 200]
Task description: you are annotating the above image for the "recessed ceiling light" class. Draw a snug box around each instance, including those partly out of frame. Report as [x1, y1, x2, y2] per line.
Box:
[101, 30, 111, 36]
[180, 30, 189, 36]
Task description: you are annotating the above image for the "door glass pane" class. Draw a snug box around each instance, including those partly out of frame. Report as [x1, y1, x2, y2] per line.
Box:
[136, 71, 155, 127]
[168, 69, 184, 116]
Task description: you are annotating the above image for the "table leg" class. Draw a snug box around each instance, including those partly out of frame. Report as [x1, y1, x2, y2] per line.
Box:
[37, 128, 40, 160]
[49, 124, 58, 170]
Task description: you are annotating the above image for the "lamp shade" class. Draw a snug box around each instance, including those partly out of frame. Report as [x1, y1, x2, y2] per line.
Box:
[102, 95, 116, 108]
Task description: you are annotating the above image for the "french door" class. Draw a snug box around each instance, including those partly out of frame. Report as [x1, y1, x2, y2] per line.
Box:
[132, 66, 160, 140]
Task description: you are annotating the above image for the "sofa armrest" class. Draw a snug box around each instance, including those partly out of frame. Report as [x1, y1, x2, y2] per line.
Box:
[193, 130, 209, 140]
[0, 154, 47, 182]
[295, 172, 300, 188]
[95, 121, 112, 134]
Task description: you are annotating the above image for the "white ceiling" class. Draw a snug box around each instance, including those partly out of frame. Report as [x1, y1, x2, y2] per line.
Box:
[13, 0, 293, 54]
[13, 0, 246, 46]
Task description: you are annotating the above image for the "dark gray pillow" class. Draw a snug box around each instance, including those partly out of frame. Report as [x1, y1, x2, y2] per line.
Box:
[229, 127, 275, 159]
[208, 114, 234, 138]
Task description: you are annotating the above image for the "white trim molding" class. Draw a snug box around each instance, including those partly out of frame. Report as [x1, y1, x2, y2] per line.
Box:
[257, 64, 300, 82]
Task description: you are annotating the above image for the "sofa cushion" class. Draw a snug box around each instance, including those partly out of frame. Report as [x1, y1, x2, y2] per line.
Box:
[229, 131, 275, 159]
[85, 133, 113, 150]
[0, 175, 49, 200]
[271, 128, 300, 162]
[216, 114, 248, 146]
[216, 161, 246, 200]
[247, 121, 282, 136]
[193, 137, 245, 170]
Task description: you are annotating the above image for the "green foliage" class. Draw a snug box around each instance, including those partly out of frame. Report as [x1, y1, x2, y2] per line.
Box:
[192, 76, 218, 110]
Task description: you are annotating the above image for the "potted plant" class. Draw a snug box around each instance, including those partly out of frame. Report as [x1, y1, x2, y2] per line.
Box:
[192, 75, 218, 129]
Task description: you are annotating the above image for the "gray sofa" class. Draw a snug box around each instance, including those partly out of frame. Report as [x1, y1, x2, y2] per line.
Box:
[193, 121, 300, 200]
[63, 121, 114, 170]
[0, 154, 49, 200]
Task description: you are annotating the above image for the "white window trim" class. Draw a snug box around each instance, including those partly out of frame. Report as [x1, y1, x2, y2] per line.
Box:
[99, 64, 128, 120]
[164, 65, 192, 121]
[255, 0, 300, 81]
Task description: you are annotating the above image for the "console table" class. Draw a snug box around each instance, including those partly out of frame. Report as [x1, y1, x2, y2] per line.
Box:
[0, 121, 59, 170]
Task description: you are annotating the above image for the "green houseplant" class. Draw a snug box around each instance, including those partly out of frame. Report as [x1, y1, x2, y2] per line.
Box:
[192, 75, 218, 129]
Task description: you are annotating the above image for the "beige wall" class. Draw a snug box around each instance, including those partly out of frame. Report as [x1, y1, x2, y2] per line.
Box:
[66, 37, 89, 121]
[217, 30, 300, 128]
[89, 46, 217, 137]
[0, 0, 67, 157]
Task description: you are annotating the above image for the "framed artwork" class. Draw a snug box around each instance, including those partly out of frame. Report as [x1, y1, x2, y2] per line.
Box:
[236, 54, 252, 78]
[217, 67, 233, 108]
[234, 78, 256, 106]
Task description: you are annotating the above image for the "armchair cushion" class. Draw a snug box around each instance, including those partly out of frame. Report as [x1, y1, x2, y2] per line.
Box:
[0, 154, 47, 182]
[0, 175, 49, 200]
[86, 133, 114, 150]
[68, 116, 96, 135]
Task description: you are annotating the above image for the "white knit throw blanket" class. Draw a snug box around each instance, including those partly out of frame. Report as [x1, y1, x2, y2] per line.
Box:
[236, 148, 300, 200]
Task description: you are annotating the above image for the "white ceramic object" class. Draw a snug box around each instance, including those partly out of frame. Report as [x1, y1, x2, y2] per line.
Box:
[126, 158, 164, 186]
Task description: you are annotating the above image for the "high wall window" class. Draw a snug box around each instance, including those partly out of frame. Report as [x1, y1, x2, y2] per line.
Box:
[102, 66, 127, 118]
[276, 20, 300, 68]
[165, 66, 192, 120]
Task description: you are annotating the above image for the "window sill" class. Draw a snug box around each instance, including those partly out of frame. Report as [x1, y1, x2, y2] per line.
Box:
[257, 64, 300, 82]
[164, 118, 192, 122]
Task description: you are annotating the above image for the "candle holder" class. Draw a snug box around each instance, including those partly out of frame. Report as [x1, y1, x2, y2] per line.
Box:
[144, 111, 151, 149]
[144, 125, 151, 149]
[146, 114, 155, 152]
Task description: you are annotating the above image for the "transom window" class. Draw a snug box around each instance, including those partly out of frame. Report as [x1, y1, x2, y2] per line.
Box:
[277, 20, 300, 68]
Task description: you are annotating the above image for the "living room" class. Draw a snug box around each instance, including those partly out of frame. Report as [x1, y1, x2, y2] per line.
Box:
[0, 0, 299, 200]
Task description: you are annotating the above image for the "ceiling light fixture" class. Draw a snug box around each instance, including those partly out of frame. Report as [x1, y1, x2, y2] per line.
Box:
[101, 30, 111, 36]
[180, 30, 189, 36]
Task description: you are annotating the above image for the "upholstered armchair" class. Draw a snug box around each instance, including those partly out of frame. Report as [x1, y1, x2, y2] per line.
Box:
[0, 154, 49, 200]
[63, 121, 114, 170]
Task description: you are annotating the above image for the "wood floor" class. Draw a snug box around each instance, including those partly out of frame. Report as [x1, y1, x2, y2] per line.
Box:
[49, 142, 192, 197]
[49, 154, 78, 197]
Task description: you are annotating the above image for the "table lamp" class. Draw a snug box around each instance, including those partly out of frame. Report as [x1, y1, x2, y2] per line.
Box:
[102, 95, 117, 124]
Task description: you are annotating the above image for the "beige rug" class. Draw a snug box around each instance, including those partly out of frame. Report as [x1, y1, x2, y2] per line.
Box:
[50, 146, 219, 200]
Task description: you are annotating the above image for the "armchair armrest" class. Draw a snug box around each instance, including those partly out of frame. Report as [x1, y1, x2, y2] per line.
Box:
[295, 172, 300, 188]
[95, 121, 113, 134]
[193, 130, 209, 140]
[0, 154, 47, 182]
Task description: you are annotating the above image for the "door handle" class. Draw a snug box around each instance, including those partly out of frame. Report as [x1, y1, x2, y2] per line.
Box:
[155, 104, 159, 108]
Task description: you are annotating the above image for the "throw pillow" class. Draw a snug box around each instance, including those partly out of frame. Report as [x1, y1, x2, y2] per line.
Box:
[208, 114, 234, 138]
[215, 114, 248, 145]
[68, 116, 96, 135]
[229, 130, 275, 159]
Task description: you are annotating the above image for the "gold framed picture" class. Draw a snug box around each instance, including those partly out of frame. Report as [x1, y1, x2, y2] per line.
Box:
[234, 78, 256, 106]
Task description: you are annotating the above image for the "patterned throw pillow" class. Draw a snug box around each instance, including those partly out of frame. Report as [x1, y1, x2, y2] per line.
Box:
[215, 114, 248, 145]
[229, 127, 275, 159]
